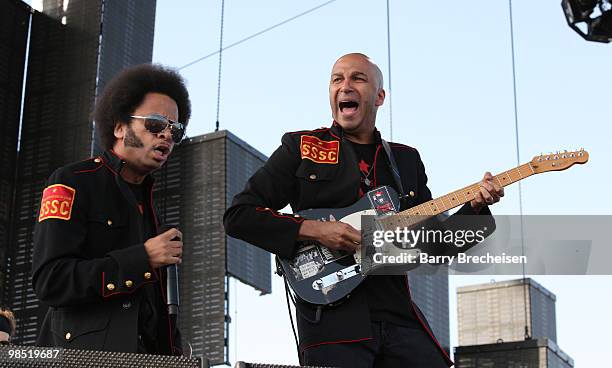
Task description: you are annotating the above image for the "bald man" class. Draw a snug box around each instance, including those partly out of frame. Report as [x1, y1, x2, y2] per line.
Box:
[224, 53, 503, 368]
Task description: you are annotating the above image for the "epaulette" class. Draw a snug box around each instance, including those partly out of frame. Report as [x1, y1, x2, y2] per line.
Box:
[70, 156, 105, 174]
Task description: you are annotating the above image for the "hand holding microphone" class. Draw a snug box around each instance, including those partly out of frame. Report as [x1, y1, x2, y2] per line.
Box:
[144, 227, 183, 269]
[145, 225, 182, 316]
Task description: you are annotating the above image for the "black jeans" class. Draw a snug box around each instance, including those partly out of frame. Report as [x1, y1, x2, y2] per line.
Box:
[301, 321, 449, 368]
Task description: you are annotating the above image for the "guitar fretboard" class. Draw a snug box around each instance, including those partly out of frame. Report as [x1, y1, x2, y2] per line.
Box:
[379, 162, 535, 230]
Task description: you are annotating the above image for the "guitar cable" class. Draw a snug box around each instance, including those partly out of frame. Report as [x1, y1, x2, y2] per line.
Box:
[283, 274, 302, 364]
[281, 266, 325, 364]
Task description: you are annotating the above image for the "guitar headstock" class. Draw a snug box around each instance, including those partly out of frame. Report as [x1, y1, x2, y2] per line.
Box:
[530, 149, 589, 173]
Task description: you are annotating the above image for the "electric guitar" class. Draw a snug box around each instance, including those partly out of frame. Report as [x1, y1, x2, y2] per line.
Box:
[278, 150, 589, 305]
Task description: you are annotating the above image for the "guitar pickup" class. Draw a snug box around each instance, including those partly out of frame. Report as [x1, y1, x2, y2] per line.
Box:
[312, 264, 361, 290]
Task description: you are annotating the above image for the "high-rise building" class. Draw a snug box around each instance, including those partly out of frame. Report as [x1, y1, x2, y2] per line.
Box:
[455, 278, 572, 367]
[454, 338, 574, 368]
[2, 0, 156, 345]
[153, 130, 272, 365]
[408, 267, 450, 354]
[0, 0, 30, 307]
[457, 278, 556, 346]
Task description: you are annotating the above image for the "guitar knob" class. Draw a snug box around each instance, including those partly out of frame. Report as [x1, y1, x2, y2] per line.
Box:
[313, 279, 323, 290]
[336, 271, 344, 280]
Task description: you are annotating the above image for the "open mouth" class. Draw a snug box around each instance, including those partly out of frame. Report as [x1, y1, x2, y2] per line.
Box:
[339, 101, 359, 115]
[153, 145, 170, 156]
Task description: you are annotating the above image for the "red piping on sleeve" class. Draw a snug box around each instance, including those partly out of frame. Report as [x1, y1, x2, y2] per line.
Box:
[300, 337, 373, 353]
[256, 207, 304, 223]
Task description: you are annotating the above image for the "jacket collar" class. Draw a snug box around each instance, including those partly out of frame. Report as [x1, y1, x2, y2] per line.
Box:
[101, 149, 155, 187]
[102, 149, 125, 175]
[330, 120, 383, 144]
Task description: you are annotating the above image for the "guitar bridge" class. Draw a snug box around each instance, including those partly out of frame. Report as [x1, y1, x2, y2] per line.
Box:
[312, 264, 361, 290]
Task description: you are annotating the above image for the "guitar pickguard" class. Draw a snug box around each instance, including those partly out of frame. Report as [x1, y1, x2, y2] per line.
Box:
[288, 242, 354, 281]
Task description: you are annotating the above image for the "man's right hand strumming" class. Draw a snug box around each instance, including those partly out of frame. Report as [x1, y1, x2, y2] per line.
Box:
[144, 228, 183, 269]
[298, 219, 361, 252]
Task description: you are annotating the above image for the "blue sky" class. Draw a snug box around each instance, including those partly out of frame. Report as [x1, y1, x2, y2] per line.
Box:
[147, 0, 612, 366]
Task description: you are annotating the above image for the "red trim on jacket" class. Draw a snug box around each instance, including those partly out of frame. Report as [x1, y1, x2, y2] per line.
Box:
[288, 127, 330, 135]
[73, 165, 103, 174]
[108, 149, 125, 160]
[300, 337, 373, 353]
[97, 156, 119, 176]
[404, 275, 454, 367]
[289, 126, 342, 144]
[255, 207, 304, 223]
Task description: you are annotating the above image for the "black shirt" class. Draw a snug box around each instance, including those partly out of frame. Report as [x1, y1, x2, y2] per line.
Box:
[348, 141, 420, 329]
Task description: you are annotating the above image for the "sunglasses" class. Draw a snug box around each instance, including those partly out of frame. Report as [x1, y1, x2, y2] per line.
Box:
[130, 114, 186, 144]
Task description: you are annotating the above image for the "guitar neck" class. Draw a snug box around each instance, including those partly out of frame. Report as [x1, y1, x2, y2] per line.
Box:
[380, 162, 536, 229]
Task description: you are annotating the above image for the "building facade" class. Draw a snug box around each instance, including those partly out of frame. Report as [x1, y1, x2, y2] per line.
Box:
[455, 278, 573, 366]
[457, 278, 557, 346]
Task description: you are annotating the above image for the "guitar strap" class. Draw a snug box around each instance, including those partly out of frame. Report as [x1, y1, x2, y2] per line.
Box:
[381, 139, 408, 208]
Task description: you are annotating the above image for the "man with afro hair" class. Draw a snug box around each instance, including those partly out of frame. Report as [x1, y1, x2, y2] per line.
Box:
[32, 64, 191, 355]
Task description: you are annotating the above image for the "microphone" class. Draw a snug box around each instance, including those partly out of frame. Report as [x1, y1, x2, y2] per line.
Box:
[160, 225, 180, 316]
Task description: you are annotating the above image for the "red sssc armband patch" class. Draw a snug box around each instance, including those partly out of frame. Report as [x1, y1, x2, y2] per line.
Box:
[38, 184, 76, 222]
[300, 135, 339, 164]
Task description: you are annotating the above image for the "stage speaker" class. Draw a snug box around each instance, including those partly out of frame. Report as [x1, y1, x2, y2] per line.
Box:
[234, 362, 336, 368]
[0, 345, 207, 368]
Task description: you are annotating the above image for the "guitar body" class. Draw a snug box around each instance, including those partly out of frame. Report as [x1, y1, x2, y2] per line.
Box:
[278, 186, 401, 305]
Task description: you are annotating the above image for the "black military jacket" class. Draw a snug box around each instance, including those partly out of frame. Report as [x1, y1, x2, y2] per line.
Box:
[32, 150, 180, 355]
[224, 122, 494, 366]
